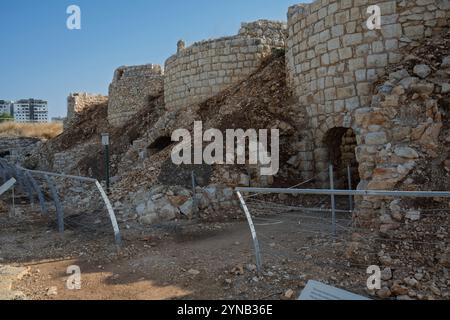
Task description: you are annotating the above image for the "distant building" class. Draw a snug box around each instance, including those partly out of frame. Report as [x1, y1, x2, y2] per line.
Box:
[0, 100, 13, 116]
[13, 99, 49, 123]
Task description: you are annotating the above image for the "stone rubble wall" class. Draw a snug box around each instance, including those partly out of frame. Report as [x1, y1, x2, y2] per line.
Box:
[164, 21, 286, 112]
[238, 19, 288, 47]
[53, 152, 76, 174]
[51, 140, 99, 174]
[65, 93, 108, 129]
[0, 137, 41, 164]
[131, 184, 240, 225]
[107, 64, 164, 127]
[286, 0, 450, 181]
[354, 58, 448, 224]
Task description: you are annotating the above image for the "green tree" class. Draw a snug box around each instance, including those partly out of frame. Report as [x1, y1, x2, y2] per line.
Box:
[0, 113, 14, 122]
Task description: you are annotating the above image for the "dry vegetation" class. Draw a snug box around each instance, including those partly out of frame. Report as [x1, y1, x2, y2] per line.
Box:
[0, 122, 63, 140]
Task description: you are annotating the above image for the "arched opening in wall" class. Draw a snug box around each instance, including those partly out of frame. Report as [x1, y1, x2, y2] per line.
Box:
[148, 136, 173, 155]
[323, 127, 360, 189]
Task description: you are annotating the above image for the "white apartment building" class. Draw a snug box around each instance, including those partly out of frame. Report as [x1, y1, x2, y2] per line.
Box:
[13, 99, 49, 123]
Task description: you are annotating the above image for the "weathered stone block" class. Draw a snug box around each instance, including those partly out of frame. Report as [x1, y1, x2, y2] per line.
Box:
[367, 54, 388, 68]
[365, 132, 388, 145]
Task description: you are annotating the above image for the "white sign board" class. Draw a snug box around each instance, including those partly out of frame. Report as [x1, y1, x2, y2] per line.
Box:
[101, 133, 110, 146]
[0, 178, 16, 196]
[298, 280, 370, 300]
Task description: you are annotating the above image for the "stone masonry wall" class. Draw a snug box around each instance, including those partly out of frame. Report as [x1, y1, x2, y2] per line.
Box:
[164, 21, 286, 112]
[108, 64, 164, 127]
[65, 93, 108, 129]
[286, 0, 450, 182]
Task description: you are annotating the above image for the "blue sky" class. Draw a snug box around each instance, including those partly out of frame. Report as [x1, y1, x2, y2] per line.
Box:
[0, 0, 312, 118]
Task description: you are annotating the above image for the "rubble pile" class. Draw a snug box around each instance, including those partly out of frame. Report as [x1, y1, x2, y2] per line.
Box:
[350, 32, 450, 300]
[198, 50, 306, 187]
[373, 31, 450, 193]
[25, 94, 165, 178]
[124, 184, 240, 226]
[109, 52, 306, 223]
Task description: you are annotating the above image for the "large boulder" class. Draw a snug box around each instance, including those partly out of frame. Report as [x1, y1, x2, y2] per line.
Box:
[137, 196, 179, 225]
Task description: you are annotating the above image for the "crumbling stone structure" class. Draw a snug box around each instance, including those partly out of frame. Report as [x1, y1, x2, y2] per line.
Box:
[164, 20, 286, 112]
[238, 19, 287, 47]
[65, 93, 108, 129]
[108, 64, 164, 127]
[56, 4, 449, 231]
[285, 0, 449, 224]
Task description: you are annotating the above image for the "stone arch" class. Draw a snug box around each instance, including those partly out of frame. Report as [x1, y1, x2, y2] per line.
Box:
[310, 112, 361, 187]
[322, 127, 360, 189]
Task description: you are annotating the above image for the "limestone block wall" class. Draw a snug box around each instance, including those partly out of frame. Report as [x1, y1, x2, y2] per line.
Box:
[286, 0, 450, 181]
[164, 21, 286, 112]
[108, 64, 164, 127]
[65, 93, 108, 129]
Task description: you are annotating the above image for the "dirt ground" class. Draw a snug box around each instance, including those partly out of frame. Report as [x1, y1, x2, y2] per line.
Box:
[0, 196, 371, 300]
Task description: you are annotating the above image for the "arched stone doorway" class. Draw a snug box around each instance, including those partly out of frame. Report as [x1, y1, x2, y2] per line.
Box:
[323, 127, 360, 189]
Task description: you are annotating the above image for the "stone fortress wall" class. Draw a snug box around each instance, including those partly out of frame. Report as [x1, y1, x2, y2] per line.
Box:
[285, 0, 450, 182]
[163, 20, 287, 112]
[70, 2, 448, 213]
[107, 64, 164, 127]
[65, 93, 108, 129]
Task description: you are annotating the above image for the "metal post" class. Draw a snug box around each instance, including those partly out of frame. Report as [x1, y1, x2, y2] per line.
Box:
[102, 133, 110, 193]
[12, 166, 122, 248]
[236, 191, 262, 273]
[95, 180, 122, 248]
[26, 172, 48, 214]
[191, 171, 198, 215]
[347, 164, 353, 212]
[18, 170, 34, 208]
[45, 174, 64, 234]
[11, 186, 15, 217]
[329, 164, 336, 238]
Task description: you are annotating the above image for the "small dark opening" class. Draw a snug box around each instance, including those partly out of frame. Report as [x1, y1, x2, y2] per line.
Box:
[0, 150, 11, 158]
[439, 97, 449, 120]
[148, 136, 173, 154]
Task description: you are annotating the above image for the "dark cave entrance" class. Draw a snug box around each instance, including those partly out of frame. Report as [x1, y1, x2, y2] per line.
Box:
[324, 127, 360, 189]
[148, 136, 173, 155]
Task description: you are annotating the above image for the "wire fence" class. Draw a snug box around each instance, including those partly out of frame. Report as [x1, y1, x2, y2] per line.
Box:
[0, 158, 121, 248]
[236, 164, 450, 299]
